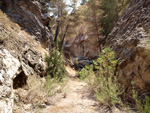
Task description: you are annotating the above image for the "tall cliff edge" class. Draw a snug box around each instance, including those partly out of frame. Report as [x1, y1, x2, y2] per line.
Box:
[107, 0, 150, 92]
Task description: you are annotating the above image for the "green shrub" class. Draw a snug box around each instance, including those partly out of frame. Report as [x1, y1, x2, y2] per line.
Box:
[93, 47, 118, 76]
[45, 45, 65, 82]
[94, 72, 123, 106]
[94, 48, 123, 105]
[78, 65, 94, 80]
[93, 47, 124, 106]
[132, 87, 150, 113]
[78, 47, 124, 106]
[143, 96, 150, 113]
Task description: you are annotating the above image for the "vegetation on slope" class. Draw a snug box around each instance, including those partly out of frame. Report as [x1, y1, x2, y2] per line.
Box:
[78, 47, 123, 106]
[0, 10, 13, 42]
[2, 0, 150, 112]
[45, 43, 66, 82]
[78, 47, 150, 112]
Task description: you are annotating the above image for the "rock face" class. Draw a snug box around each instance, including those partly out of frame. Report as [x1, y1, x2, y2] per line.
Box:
[64, 31, 100, 71]
[0, 8, 46, 112]
[0, 49, 20, 113]
[0, 45, 45, 113]
[70, 35, 100, 59]
[64, 24, 100, 70]
[2, 0, 53, 49]
[64, 24, 100, 61]
[64, 35, 99, 70]
[107, 0, 150, 92]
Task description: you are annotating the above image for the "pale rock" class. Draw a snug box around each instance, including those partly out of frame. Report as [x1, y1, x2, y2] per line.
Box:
[0, 49, 21, 113]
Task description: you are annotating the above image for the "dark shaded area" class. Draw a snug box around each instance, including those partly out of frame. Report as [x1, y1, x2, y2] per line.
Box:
[0, 1, 7, 11]
[74, 57, 93, 71]
[13, 71, 27, 89]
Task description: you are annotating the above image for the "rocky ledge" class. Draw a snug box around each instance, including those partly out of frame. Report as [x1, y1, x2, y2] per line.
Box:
[2, 0, 53, 49]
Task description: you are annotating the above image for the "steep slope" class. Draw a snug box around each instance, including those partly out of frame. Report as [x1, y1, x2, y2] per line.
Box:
[107, 0, 150, 92]
[2, 0, 53, 49]
[0, 7, 48, 113]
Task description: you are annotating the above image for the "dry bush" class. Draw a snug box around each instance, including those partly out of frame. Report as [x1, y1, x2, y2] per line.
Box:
[0, 10, 20, 42]
[0, 30, 9, 42]
[25, 75, 47, 104]
[0, 10, 11, 30]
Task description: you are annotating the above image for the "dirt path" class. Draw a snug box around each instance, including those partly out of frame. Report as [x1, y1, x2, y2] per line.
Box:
[44, 66, 100, 113]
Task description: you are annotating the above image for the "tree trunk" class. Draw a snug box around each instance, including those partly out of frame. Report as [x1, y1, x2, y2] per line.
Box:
[60, 24, 69, 50]
[54, 21, 60, 43]
[93, 10, 101, 53]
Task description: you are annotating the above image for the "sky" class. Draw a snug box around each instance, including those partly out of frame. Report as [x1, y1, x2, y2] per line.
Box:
[64, 0, 82, 7]
[64, 0, 82, 14]
[48, 0, 83, 17]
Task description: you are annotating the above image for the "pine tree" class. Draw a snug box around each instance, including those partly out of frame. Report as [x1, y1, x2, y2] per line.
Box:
[45, 43, 65, 81]
[100, 0, 130, 37]
[100, 0, 118, 37]
[49, 0, 80, 50]
[83, 0, 102, 52]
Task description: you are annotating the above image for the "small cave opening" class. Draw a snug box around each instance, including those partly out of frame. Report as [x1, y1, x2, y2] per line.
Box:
[13, 71, 27, 89]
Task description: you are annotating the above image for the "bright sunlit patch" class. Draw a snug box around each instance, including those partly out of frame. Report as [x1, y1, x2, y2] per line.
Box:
[64, 0, 82, 14]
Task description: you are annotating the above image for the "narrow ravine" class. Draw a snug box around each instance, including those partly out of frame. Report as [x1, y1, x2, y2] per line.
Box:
[44, 67, 100, 113]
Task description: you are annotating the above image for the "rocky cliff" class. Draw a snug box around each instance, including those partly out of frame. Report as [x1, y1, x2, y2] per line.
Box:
[64, 24, 100, 69]
[107, 0, 150, 92]
[0, 1, 51, 112]
[2, 0, 53, 49]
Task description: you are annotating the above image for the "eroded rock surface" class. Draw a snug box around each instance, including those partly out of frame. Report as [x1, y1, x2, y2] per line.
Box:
[0, 8, 46, 112]
[0, 49, 20, 113]
[0, 45, 45, 113]
[64, 25, 100, 69]
[2, 0, 53, 49]
[107, 0, 150, 91]
[64, 24, 100, 61]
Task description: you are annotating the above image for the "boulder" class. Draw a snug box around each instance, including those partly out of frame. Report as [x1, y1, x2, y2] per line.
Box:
[74, 57, 93, 71]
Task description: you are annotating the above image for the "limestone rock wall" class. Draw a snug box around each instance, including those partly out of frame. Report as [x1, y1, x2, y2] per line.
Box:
[0, 42, 46, 113]
[64, 25, 100, 60]
[0, 49, 20, 113]
[107, 0, 150, 92]
[0, 7, 46, 112]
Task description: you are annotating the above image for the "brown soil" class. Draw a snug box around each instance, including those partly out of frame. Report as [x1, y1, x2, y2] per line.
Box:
[44, 66, 100, 113]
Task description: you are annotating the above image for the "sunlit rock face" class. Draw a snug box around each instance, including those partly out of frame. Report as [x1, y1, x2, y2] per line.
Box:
[63, 24, 101, 70]
[0, 49, 20, 113]
[2, 0, 53, 49]
[64, 24, 100, 61]
[0, 2, 47, 111]
[107, 0, 150, 92]
[0, 45, 46, 113]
